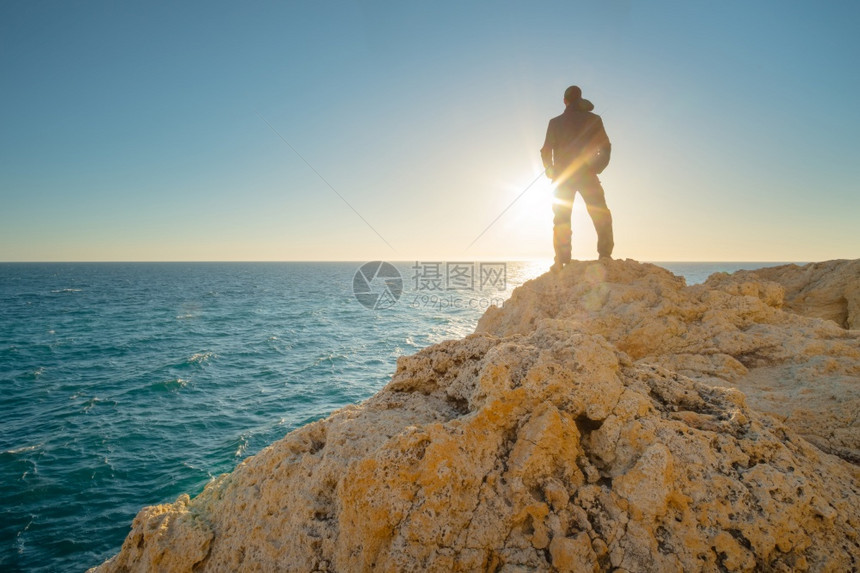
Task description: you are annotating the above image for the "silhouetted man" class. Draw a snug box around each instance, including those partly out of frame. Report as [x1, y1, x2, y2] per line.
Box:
[541, 85, 614, 271]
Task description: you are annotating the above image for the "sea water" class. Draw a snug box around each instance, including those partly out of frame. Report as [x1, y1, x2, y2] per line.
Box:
[0, 260, 791, 571]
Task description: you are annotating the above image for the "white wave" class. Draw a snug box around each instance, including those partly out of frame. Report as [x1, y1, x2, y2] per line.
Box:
[188, 352, 216, 364]
[4, 443, 42, 455]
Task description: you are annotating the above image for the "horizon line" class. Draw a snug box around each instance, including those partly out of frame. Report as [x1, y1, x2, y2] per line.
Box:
[0, 259, 814, 264]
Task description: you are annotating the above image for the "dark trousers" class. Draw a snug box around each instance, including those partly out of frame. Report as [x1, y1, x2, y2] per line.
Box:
[552, 172, 614, 263]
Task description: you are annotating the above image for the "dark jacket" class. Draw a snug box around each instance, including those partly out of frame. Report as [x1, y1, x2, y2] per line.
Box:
[540, 99, 611, 180]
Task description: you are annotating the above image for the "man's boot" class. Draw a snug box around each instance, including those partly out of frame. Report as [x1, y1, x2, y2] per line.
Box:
[551, 253, 570, 273]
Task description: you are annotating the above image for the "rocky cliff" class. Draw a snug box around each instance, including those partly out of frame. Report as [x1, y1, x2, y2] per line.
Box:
[92, 259, 860, 572]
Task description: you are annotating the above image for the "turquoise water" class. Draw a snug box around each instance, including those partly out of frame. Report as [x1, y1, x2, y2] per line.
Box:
[0, 260, 788, 571]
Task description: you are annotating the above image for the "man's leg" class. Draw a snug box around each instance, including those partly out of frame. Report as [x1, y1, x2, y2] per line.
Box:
[552, 184, 574, 267]
[578, 174, 614, 258]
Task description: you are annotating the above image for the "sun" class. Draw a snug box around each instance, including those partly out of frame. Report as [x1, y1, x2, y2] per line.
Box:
[476, 164, 605, 262]
[483, 168, 555, 259]
[497, 165, 605, 262]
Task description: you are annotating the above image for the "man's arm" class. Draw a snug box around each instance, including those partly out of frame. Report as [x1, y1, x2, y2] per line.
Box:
[590, 117, 611, 174]
[540, 121, 555, 176]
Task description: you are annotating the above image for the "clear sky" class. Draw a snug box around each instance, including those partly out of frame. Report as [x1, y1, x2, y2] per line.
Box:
[1, 1, 858, 262]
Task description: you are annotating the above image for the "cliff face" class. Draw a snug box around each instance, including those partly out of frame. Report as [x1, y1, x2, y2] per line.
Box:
[92, 260, 860, 573]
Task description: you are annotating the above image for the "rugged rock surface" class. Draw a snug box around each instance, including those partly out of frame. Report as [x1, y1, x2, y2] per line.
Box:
[477, 259, 860, 465]
[92, 260, 860, 572]
[709, 259, 860, 330]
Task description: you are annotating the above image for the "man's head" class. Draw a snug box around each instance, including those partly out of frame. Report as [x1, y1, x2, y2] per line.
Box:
[563, 85, 582, 106]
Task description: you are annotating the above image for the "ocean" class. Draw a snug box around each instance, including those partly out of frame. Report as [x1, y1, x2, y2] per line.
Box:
[0, 260, 792, 571]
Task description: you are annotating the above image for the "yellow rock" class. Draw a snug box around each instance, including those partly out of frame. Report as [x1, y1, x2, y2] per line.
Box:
[91, 259, 860, 572]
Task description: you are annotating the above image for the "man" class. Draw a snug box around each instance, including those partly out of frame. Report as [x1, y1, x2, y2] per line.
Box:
[540, 85, 614, 271]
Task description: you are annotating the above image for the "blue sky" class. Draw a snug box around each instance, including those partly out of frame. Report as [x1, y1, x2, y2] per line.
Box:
[1, 0, 858, 262]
